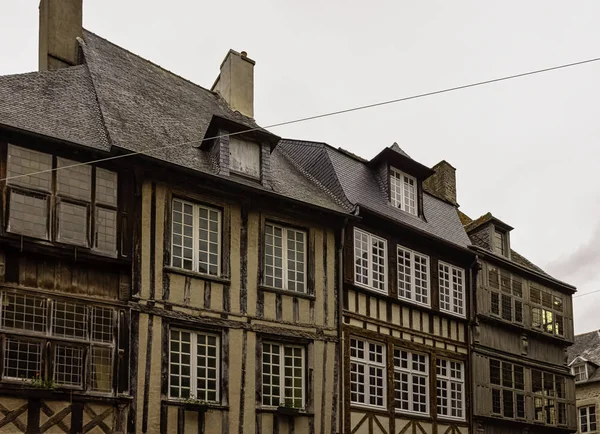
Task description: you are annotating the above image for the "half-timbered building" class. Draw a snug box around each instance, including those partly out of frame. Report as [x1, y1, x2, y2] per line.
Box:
[281, 143, 476, 434]
[459, 211, 577, 434]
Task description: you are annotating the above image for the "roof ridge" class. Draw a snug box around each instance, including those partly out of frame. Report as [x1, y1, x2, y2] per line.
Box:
[81, 29, 217, 97]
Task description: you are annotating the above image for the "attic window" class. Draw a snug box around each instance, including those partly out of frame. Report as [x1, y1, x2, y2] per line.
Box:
[493, 229, 508, 257]
[390, 168, 417, 215]
[573, 364, 588, 382]
[229, 136, 260, 179]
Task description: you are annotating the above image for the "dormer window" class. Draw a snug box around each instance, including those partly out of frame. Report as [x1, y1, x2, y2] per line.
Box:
[573, 364, 588, 382]
[493, 229, 507, 257]
[390, 168, 417, 215]
[229, 136, 260, 179]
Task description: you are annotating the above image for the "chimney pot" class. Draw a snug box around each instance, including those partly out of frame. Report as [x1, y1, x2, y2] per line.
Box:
[241, 51, 248, 58]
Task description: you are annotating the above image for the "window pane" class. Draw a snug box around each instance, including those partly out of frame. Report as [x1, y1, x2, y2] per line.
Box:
[354, 230, 369, 286]
[370, 237, 386, 291]
[198, 206, 220, 276]
[501, 294, 512, 321]
[196, 333, 219, 402]
[52, 301, 87, 340]
[262, 343, 281, 406]
[54, 345, 83, 387]
[1, 293, 47, 333]
[402, 175, 416, 215]
[95, 207, 117, 254]
[169, 330, 191, 398]
[438, 264, 451, 311]
[95, 168, 118, 206]
[58, 201, 89, 247]
[491, 292, 499, 315]
[91, 307, 114, 343]
[265, 225, 284, 289]
[414, 254, 429, 304]
[56, 157, 92, 201]
[286, 229, 306, 292]
[171, 199, 194, 271]
[7, 145, 52, 191]
[4, 338, 41, 380]
[397, 248, 412, 300]
[492, 389, 501, 414]
[8, 191, 48, 240]
[283, 346, 303, 408]
[91, 346, 113, 393]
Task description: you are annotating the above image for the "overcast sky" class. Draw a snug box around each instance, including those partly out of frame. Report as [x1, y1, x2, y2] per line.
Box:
[1, 1, 599, 334]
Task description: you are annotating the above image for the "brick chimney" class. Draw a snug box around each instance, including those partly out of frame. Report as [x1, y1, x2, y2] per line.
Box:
[423, 160, 458, 206]
[211, 50, 255, 118]
[39, 0, 83, 71]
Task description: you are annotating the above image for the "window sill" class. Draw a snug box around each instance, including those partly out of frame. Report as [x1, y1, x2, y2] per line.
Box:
[439, 308, 466, 320]
[164, 266, 230, 284]
[397, 296, 431, 309]
[353, 282, 388, 296]
[259, 285, 315, 300]
[164, 399, 227, 412]
[257, 407, 312, 416]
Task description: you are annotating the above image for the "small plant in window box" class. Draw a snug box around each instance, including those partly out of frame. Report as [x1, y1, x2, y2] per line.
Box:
[24, 373, 56, 391]
[181, 395, 209, 413]
[276, 399, 301, 416]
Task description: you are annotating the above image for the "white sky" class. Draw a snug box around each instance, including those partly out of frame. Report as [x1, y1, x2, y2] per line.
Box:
[1, 1, 599, 334]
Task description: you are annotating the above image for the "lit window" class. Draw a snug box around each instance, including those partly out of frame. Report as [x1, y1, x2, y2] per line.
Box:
[264, 224, 306, 292]
[229, 137, 261, 179]
[530, 283, 565, 337]
[262, 342, 305, 408]
[437, 359, 465, 420]
[169, 329, 219, 402]
[397, 246, 429, 306]
[573, 364, 588, 382]
[580, 406, 597, 433]
[493, 230, 507, 257]
[390, 168, 417, 215]
[350, 338, 386, 408]
[490, 359, 525, 419]
[394, 349, 428, 414]
[354, 229, 387, 293]
[171, 199, 221, 276]
[532, 369, 567, 426]
[438, 262, 465, 317]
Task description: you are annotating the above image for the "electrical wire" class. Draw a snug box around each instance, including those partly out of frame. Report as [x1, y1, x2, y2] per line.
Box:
[573, 289, 600, 299]
[2, 55, 600, 183]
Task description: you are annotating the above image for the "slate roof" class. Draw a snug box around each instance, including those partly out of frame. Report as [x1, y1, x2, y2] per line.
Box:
[0, 30, 346, 215]
[567, 330, 600, 384]
[278, 139, 471, 248]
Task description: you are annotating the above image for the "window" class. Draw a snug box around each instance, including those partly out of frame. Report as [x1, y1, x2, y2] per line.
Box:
[350, 338, 385, 408]
[530, 283, 565, 337]
[171, 199, 221, 276]
[354, 229, 387, 293]
[169, 329, 219, 402]
[488, 267, 523, 323]
[390, 168, 417, 215]
[573, 364, 588, 382]
[437, 359, 465, 420]
[229, 137, 261, 179]
[6, 145, 118, 255]
[262, 343, 304, 408]
[532, 370, 567, 426]
[397, 246, 429, 306]
[264, 223, 306, 292]
[0, 292, 116, 394]
[493, 230, 507, 257]
[490, 359, 525, 419]
[393, 348, 428, 415]
[438, 262, 465, 317]
[580, 406, 597, 433]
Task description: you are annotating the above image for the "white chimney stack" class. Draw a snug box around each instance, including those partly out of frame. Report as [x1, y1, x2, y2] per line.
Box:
[211, 49, 255, 118]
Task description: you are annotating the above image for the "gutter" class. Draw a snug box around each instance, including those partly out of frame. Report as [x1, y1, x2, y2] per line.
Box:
[337, 218, 347, 434]
[468, 254, 480, 434]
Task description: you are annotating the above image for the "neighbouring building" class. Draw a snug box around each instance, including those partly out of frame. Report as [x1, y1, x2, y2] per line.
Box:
[459, 211, 577, 434]
[281, 142, 475, 434]
[568, 330, 600, 434]
[0, 0, 349, 433]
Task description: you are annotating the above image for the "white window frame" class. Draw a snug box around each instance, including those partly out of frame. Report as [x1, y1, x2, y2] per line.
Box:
[170, 198, 221, 276]
[438, 262, 466, 318]
[573, 364, 588, 383]
[168, 329, 220, 402]
[390, 167, 417, 215]
[397, 245, 430, 306]
[436, 358, 465, 421]
[353, 228, 388, 294]
[393, 348, 429, 415]
[264, 223, 307, 292]
[261, 342, 305, 409]
[580, 405, 597, 433]
[350, 338, 386, 409]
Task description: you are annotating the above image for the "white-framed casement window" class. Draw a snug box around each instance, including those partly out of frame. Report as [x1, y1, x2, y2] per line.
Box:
[264, 223, 306, 292]
[354, 229, 387, 293]
[171, 198, 221, 276]
[580, 405, 597, 433]
[490, 359, 526, 420]
[390, 168, 417, 215]
[437, 358, 465, 420]
[573, 364, 588, 383]
[438, 262, 465, 317]
[168, 329, 219, 402]
[0, 291, 116, 394]
[397, 246, 429, 306]
[262, 342, 305, 408]
[350, 338, 386, 409]
[393, 348, 428, 415]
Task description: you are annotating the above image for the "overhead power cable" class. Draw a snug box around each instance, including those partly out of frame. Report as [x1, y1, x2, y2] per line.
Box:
[2, 55, 600, 183]
[573, 289, 600, 299]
